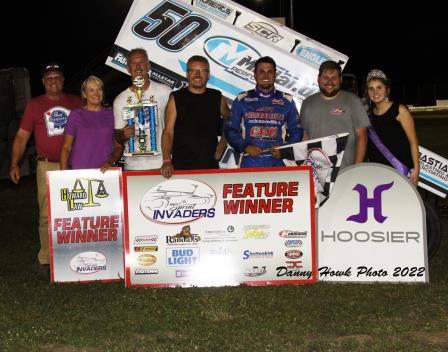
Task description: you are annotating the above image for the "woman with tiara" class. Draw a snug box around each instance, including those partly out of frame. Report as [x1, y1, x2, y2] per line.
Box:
[365, 69, 420, 185]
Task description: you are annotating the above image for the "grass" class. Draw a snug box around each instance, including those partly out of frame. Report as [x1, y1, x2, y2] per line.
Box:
[1, 116, 447, 351]
[1, 177, 447, 352]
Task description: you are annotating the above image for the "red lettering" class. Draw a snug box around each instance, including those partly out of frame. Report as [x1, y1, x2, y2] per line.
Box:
[110, 215, 119, 228]
[62, 218, 71, 230]
[222, 184, 232, 198]
[99, 228, 108, 241]
[223, 198, 294, 214]
[75, 229, 86, 242]
[87, 229, 98, 242]
[54, 218, 62, 231]
[57, 231, 71, 244]
[289, 182, 299, 196]
[108, 229, 117, 241]
[271, 198, 282, 213]
[223, 200, 241, 214]
[71, 217, 81, 230]
[232, 183, 243, 198]
[276, 182, 288, 197]
[264, 185, 276, 197]
[242, 183, 254, 198]
[254, 183, 265, 197]
[244, 199, 258, 213]
[282, 198, 293, 212]
[100, 216, 109, 228]
[81, 217, 90, 229]
[259, 199, 270, 212]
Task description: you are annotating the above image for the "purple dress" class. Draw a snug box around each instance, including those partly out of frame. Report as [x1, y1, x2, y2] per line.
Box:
[64, 107, 114, 169]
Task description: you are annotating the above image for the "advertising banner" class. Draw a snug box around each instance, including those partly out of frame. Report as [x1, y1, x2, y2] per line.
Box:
[106, 0, 348, 108]
[47, 169, 124, 283]
[318, 163, 428, 283]
[177, 0, 348, 68]
[418, 146, 448, 198]
[123, 167, 316, 287]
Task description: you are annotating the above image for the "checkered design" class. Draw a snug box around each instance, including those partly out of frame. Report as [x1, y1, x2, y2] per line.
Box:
[219, 134, 349, 207]
[279, 133, 349, 207]
[219, 145, 242, 168]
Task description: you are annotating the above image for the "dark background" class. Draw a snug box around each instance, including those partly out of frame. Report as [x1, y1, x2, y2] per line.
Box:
[1, 0, 446, 106]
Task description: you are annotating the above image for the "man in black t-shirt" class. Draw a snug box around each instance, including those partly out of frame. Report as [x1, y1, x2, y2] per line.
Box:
[160, 55, 229, 178]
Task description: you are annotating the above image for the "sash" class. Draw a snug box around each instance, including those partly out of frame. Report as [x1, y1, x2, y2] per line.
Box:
[368, 127, 411, 177]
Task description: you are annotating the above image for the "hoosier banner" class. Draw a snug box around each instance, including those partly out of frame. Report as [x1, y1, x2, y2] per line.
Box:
[123, 167, 316, 288]
[47, 169, 124, 283]
[318, 163, 428, 283]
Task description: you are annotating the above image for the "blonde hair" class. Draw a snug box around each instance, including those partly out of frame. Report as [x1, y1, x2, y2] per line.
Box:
[81, 75, 104, 106]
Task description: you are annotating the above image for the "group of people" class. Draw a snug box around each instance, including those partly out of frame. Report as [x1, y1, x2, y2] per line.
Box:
[9, 48, 419, 270]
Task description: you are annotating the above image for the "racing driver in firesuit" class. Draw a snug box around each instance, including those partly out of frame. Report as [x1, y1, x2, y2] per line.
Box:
[225, 56, 303, 167]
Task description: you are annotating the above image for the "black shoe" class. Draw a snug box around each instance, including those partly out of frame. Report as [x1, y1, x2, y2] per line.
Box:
[36, 263, 50, 277]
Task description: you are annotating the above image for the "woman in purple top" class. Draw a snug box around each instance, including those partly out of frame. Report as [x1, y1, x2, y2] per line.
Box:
[60, 76, 122, 171]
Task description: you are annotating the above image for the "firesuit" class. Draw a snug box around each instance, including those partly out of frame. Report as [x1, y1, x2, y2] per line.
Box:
[226, 88, 302, 168]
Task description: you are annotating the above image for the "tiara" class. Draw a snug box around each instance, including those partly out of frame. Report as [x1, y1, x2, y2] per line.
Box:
[367, 69, 387, 81]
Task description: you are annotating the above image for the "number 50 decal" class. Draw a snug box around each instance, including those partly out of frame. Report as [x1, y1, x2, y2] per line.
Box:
[133, 0, 211, 52]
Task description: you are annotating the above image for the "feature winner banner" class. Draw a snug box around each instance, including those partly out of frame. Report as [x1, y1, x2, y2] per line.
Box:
[106, 0, 348, 108]
[318, 163, 428, 283]
[123, 167, 316, 288]
[47, 169, 124, 283]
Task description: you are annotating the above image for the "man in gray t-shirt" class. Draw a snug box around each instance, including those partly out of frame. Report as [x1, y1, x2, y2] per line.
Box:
[300, 61, 370, 169]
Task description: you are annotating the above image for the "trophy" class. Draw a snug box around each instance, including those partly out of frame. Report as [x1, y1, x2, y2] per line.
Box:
[122, 75, 159, 156]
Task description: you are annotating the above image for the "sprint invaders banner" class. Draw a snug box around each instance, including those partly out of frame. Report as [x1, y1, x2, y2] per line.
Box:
[47, 169, 124, 283]
[123, 167, 316, 287]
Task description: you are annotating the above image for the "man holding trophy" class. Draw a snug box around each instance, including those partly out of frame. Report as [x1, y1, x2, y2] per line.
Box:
[113, 48, 171, 170]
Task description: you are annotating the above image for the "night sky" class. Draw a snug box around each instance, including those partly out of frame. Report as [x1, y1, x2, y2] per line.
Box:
[2, 0, 446, 105]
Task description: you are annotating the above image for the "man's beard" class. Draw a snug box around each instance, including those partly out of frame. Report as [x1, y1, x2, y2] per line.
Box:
[258, 83, 274, 91]
[320, 87, 340, 98]
[190, 82, 206, 89]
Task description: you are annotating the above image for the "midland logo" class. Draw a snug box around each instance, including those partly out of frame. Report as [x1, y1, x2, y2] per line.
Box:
[204, 37, 318, 96]
[204, 36, 260, 83]
[321, 181, 420, 243]
[140, 179, 216, 224]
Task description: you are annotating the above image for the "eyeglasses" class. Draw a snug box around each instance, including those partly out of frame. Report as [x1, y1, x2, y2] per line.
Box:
[187, 69, 209, 74]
